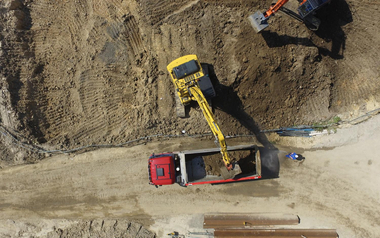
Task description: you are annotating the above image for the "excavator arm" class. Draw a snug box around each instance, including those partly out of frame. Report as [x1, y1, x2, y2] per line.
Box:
[263, 0, 290, 18]
[188, 86, 232, 170]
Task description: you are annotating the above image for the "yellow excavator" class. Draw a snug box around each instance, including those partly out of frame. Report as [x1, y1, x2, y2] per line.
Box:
[167, 55, 242, 179]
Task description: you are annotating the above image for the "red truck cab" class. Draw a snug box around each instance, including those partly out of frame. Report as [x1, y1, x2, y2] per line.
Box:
[148, 153, 177, 186]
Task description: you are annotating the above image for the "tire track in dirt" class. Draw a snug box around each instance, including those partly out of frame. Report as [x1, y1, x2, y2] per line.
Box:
[92, 0, 133, 21]
[70, 65, 157, 145]
[106, 15, 144, 57]
[0, 148, 148, 218]
[65, 1, 88, 44]
[163, 0, 200, 22]
[23, 0, 152, 146]
[328, 1, 380, 112]
[101, 70, 136, 141]
[29, 1, 97, 143]
[138, 0, 189, 26]
[92, 0, 144, 57]
[29, 2, 59, 52]
[123, 15, 145, 56]
[73, 70, 107, 144]
[300, 89, 332, 122]
[73, 70, 129, 144]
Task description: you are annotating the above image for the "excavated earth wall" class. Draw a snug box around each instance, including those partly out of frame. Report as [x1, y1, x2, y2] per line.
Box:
[0, 0, 379, 163]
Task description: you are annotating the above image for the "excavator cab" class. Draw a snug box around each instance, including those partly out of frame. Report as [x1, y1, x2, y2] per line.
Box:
[172, 59, 200, 79]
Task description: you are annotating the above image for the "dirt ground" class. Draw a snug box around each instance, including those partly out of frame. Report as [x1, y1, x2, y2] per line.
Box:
[1, 0, 380, 164]
[1, 0, 380, 237]
[0, 116, 380, 237]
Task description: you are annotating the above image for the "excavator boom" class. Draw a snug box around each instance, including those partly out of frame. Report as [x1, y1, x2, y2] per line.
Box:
[189, 87, 228, 167]
[189, 86, 242, 179]
[264, 0, 290, 18]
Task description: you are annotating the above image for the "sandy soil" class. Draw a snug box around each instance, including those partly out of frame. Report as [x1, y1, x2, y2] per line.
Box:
[1, 0, 380, 237]
[1, 0, 380, 164]
[0, 115, 380, 237]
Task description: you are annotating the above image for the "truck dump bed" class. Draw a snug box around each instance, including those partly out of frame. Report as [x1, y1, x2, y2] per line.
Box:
[177, 145, 261, 186]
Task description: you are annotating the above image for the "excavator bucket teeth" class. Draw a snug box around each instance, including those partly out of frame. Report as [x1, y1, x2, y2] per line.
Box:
[220, 163, 242, 180]
[248, 11, 269, 33]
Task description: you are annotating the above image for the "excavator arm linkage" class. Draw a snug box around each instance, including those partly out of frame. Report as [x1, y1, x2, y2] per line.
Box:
[264, 0, 290, 18]
[189, 86, 232, 170]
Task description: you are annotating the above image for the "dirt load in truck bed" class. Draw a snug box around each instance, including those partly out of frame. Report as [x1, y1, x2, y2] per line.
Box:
[203, 150, 256, 176]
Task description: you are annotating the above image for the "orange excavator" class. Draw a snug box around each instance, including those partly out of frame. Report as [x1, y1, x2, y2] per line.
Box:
[249, 0, 331, 33]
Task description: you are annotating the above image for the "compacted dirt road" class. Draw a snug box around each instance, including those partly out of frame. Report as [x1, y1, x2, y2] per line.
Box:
[1, 115, 380, 237]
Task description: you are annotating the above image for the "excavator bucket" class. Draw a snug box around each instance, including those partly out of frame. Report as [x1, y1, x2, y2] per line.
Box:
[248, 11, 269, 33]
[220, 163, 242, 180]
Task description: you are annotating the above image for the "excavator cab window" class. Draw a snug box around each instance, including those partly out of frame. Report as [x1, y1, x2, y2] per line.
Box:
[298, 1, 315, 17]
[173, 60, 200, 79]
[298, 0, 330, 18]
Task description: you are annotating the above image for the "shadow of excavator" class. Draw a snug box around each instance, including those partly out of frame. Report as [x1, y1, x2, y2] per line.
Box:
[261, 0, 352, 60]
[203, 64, 280, 179]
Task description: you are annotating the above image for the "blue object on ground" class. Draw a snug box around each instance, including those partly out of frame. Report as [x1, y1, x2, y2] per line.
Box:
[286, 152, 302, 160]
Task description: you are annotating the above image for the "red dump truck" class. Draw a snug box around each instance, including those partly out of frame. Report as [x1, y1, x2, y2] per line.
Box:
[148, 145, 261, 187]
